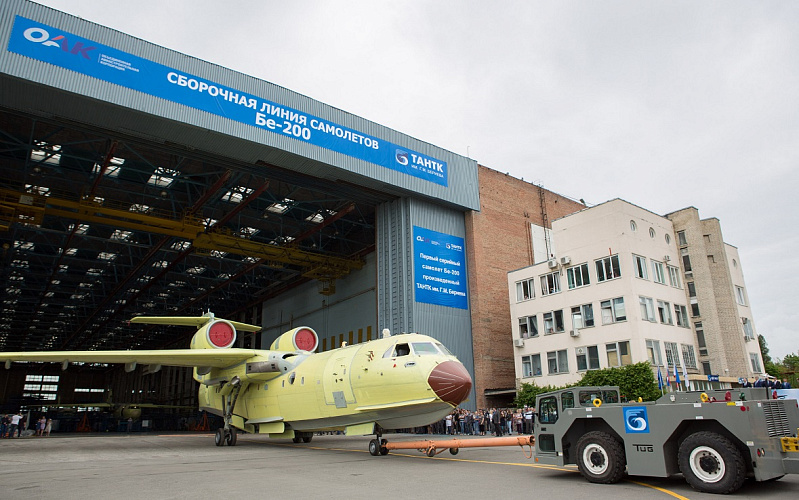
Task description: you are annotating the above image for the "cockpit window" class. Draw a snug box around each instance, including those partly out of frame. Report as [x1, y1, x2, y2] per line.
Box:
[383, 343, 411, 358]
[435, 342, 453, 356]
[411, 342, 439, 355]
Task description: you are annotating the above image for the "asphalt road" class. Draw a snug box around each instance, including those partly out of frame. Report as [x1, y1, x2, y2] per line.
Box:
[0, 433, 796, 499]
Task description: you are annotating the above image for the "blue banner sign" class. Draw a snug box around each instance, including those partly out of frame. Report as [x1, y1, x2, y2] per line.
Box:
[413, 226, 467, 309]
[707, 375, 719, 382]
[7, 16, 448, 186]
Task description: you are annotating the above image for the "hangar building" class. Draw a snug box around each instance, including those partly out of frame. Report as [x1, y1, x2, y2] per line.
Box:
[0, 0, 584, 416]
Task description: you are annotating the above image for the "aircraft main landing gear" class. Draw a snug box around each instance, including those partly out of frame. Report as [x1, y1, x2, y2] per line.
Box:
[215, 376, 242, 447]
[215, 427, 238, 446]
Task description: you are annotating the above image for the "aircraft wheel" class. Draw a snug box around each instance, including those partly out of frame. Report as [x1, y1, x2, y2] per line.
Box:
[225, 429, 237, 446]
[449, 448, 459, 455]
[575, 431, 626, 484]
[426, 448, 436, 457]
[302, 435, 312, 443]
[369, 439, 380, 456]
[214, 428, 225, 447]
[678, 431, 746, 494]
[380, 439, 389, 455]
[292, 436, 302, 443]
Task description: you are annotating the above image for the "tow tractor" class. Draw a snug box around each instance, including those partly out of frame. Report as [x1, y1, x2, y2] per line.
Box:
[533, 386, 799, 494]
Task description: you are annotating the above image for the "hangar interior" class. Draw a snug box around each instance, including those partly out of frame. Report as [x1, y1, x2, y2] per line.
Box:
[0, 0, 479, 421]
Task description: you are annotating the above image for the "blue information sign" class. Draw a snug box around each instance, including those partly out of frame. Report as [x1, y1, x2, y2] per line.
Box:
[413, 226, 467, 309]
[7, 16, 448, 186]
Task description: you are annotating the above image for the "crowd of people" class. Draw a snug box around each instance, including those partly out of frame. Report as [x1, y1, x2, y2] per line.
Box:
[742, 377, 792, 389]
[0, 413, 52, 438]
[417, 407, 537, 436]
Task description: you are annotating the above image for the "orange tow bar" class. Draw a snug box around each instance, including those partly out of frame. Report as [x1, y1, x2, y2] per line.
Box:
[383, 435, 535, 457]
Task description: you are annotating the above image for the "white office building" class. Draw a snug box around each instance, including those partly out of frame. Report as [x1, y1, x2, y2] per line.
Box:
[508, 199, 764, 390]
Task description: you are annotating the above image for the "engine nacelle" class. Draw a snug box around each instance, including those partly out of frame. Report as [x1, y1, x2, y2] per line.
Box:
[269, 326, 319, 352]
[191, 319, 237, 350]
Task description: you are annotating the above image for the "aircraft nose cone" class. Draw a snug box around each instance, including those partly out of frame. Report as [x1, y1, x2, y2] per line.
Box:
[428, 361, 472, 406]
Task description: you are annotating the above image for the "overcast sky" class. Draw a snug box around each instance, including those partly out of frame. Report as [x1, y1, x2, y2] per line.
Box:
[34, 0, 798, 359]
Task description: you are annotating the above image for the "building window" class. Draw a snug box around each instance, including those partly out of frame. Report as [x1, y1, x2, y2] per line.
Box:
[606, 341, 631, 367]
[702, 361, 711, 375]
[639, 296, 655, 322]
[674, 304, 689, 327]
[695, 321, 708, 356]
[633, 255, 648, 279]
[601, 297, 626, 324]
[547, 349, 569, 374]
[681, 248, 692, 272]
[649, 227, 656, 238]
[677, 230, 687, 246]
[687, 281, 696, 297]
[691, 302, 701, 317]
[576, 345, 600, 371]
[522, 356, 533, 377]
[595, 255, 621, 282]
[664, 341, 679, 367]
[735, 286, 746, 306]
[682, 344, 697, 369]
[665, 234, 671, 245]
[652, 261, 666, 284]
[543, 310, 565, 334]
[571, 304, 595, 329]
[516, 278, 535, 302]
[518, 315, 538, 338]
[630, 220, 637, 231]
[566, 263, 590, 289]
[646, 339, 663, 366]
[657, 300, 673, 325]
[742, 317, 755, 340]
[668, 265, 681, 288]
[749, 353, 762, 373]
[540, 272, 561, 296]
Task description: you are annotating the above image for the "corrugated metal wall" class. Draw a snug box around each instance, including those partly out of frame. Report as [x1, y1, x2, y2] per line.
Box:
[258, 254, 377, 350]
[0, 0, 479, 211]
[377, 198, 476, 409]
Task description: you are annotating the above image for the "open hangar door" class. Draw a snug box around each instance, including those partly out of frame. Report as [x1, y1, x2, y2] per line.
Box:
[0, 107, 389, 353]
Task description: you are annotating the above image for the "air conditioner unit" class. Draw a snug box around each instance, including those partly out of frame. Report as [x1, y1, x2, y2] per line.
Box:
[560, 256, 571, 265]
[513, 338, 525, 347]
[664, 255, 671, 262]
[744, 336, 752, 342]
[570, 329, 580, 337]
[547, 259, 558, 269]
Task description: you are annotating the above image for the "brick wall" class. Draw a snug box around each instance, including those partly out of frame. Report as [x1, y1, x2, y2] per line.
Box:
[465, 166, 584, 408]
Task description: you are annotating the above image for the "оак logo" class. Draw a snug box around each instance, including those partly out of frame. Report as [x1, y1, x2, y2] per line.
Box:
[624, 406, 649, 433]
[395, 150, 409, 166]
[23, 26, 96, 59]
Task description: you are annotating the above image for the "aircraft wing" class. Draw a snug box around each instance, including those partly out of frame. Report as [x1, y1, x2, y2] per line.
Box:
[129, 316, 262, 332]
[0, 348, 259, 368]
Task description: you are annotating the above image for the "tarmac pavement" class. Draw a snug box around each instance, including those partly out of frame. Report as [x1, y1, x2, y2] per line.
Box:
[0, 432, 797, 499]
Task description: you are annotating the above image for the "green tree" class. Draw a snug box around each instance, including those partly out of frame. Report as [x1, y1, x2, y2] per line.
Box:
[514, 381, 562, 408]
[758, 335, 780, 377]
[576, 362, 661, 402]
[777, 353, 799, 388]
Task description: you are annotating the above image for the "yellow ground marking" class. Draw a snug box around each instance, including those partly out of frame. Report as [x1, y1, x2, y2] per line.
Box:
[266, 439, 688, 498]
[626, 480, 691, 500]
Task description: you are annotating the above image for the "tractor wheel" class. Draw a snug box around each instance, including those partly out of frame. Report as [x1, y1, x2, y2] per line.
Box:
[575, 431, 626, 484]
[214, 428, 225, 447]
[678, 431, 746, 494]
[449, 448, 459, 455]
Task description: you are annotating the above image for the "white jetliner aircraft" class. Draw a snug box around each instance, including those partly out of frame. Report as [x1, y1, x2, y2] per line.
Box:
[1, 313, 472, 455]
